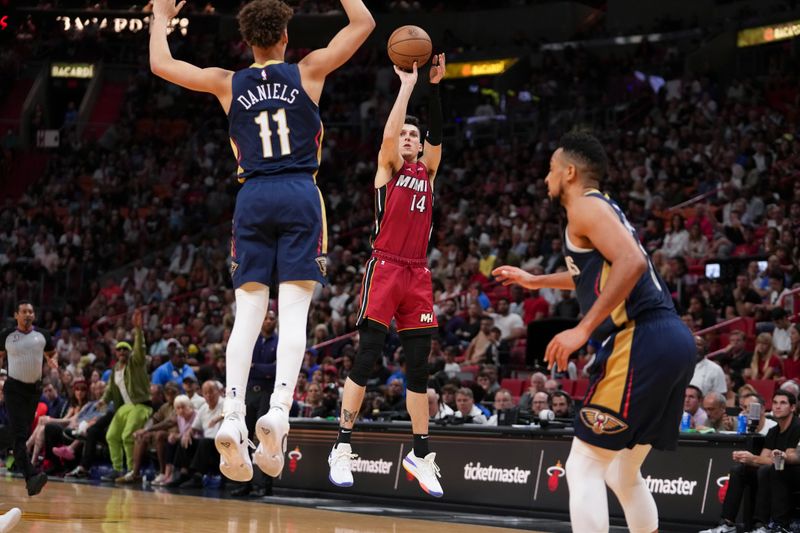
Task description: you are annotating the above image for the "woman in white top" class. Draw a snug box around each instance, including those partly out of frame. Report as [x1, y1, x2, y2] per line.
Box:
[661, 213, 690, 258]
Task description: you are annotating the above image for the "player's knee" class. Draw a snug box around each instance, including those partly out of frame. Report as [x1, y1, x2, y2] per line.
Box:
[400, 331, 432, 393]
[348, 322, 386, 387]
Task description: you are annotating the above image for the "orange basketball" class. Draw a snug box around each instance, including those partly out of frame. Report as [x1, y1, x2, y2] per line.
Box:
[387, 25, 432, 71]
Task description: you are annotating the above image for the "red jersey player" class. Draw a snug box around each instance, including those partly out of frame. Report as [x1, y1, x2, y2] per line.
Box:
[328, 55, 446, 497]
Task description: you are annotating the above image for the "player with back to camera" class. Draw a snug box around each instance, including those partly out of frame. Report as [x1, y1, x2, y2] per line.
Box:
[493, 132, 696, 533]
[327, 54, 446, 497]
[149, 0, 374, 482]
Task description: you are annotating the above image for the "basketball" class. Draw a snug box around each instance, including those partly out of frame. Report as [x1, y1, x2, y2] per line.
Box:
[387, 25, 432, 71]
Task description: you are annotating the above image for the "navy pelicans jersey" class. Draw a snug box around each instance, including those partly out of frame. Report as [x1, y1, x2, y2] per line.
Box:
[228, 61, 322, 182]
[564, 190, 675, 342]
[371, 161, 433, 260]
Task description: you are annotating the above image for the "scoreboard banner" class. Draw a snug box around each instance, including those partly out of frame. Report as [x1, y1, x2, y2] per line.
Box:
[276, 422, 754, 527]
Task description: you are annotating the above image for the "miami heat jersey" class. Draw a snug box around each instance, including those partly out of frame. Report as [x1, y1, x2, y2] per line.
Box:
[371, 161, 433, 260]
[565, 190, 676, 342]
[228, 61, 322, 182]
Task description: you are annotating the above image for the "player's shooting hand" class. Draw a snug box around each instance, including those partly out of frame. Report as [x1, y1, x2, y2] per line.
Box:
[429, 53, 446, 84]
[394, 62, 418, 86]
[545, 326, 589, 372]
[492, 265, 536, 288]
[152, 0, 186, 20]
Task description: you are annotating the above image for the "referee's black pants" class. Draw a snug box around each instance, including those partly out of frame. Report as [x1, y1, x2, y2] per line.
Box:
[4, 377, 41, 480]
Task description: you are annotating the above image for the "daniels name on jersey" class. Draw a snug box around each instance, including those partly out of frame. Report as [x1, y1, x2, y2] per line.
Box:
[236, 82, 300, 110]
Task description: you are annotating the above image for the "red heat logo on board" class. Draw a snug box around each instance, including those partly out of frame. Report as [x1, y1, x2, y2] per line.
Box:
[547, 461, 566, 492]
[287, 447, 303, 473]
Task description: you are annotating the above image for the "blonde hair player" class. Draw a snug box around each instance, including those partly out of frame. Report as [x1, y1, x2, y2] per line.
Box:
[149, 0, 374, 481]
[493, 132, 696, 533]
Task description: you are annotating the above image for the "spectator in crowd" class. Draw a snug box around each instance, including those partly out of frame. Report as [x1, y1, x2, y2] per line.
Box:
[380, 379, 407, 416]
[701, 392, 799, 533]
[51, 380, 109, 463]
[785, 324, 800, 382]
[522, 289, 550, 324]
[100, 311, 153, 482]
[298, 383, 323, 418]
[28, 378, 89, 468]
[718, 331, 752, 387]
[550, 391, 573, 419]
[697, 392, 728, 432]
[165, 394, 200, 487]
[691, 336, 727, 397]
[151, 342, 197, 392]
[442, 347, 460, 379]
[746, 332, 782, 380]
[174, 380, 224, 488]
[767, 432, 800, 531]
[440, 384, 457, 412]
[770, 308, 792, 355]
[683, 385, 707, 429]
[117, 382, 180, 484]
[427, 388, 454, 420]
[464, 316, 495, 364]
[40, 381, 67, 419]
[740, 393, 777, 436]
[519, 372, 547, 409]
[486, 389, 514, 426]
[490, 298, 525, 342]
[544, 379, 560, 395]
[732, 274, 762, 318]
[182, 376, 206, 410]
[454, 388, 487, 424]
[475, 372, 499, 404]
[661, 214, 689, 258]
[531, 391, 550, 418]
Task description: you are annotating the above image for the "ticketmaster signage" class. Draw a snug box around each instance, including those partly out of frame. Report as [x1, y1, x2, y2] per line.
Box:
[278, 423, 748, 527]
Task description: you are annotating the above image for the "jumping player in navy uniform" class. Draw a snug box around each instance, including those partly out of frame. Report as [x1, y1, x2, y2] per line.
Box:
[149, 0, 374, 482]
[327, 56, 446, 497]
[493, 132, 695, 533]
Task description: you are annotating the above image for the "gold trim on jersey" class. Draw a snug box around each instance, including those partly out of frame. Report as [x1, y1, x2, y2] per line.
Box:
[586, 323, 635, 413]
[250, 59, 284, 68]
[230, 137, 245, 181]
[312, 123, 324, 182]
[316, 187, 328, 254]
[600, 261, 629, 327]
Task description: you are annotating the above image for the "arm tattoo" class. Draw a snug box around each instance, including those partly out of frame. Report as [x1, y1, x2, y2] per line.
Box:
[343, 409, 356, 423]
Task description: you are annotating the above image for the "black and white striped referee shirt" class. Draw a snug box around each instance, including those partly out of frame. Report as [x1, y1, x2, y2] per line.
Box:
[0, 327, 54, 384]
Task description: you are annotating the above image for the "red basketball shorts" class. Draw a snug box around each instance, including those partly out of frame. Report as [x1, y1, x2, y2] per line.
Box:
[355, 252, 437, 332]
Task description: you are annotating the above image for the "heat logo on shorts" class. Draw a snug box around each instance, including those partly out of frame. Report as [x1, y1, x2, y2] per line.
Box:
[546, 460, 565, 492]
[579, 407, 628, 435]
[419, 313, 434, 323]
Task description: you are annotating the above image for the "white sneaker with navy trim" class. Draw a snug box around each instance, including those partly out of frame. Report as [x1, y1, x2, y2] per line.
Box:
[402, 451, 443, 497]
[254, 406, 290, 477]
[215, 398, 253, 482]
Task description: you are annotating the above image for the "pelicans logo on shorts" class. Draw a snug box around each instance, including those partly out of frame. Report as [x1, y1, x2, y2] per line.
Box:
[315, 256, 328, 277]
[580, 407, 628, 435]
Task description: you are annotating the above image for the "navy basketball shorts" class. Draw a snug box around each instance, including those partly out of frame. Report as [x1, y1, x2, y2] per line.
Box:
[355, 252, 438, 333]
[230, 175, 328, 289]
[575, 310, 696, 451]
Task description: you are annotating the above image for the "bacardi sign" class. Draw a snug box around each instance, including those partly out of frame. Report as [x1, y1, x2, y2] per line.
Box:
[55, 15, 188, 35]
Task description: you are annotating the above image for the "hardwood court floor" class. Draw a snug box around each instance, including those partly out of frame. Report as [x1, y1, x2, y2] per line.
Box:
[0, 477, 536, 533]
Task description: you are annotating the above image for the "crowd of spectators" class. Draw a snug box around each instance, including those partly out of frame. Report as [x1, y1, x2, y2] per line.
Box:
[0, 0, 799, 496]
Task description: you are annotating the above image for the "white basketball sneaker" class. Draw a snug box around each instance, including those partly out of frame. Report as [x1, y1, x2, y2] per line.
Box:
[254, 406, 290, 477]
[402, 451, 443, 498]
[215, 398, 254, 482]
[328, 443, 357, 487]
[0, 507, 21, 533]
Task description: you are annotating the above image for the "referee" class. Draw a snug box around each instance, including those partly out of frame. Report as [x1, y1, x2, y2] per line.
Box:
[0, 301, 58, 496]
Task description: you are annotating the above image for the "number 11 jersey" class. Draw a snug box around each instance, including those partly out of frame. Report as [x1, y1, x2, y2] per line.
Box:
[228, 61, 322, 182]
[371, 160, 433, 261]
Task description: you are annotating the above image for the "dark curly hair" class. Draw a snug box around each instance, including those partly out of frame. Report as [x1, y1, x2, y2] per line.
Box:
[557, 131, 608, 182]
[238, 0, 294, 48]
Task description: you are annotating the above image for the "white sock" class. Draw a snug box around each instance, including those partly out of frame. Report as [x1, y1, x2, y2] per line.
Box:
[605, 445, 658, 533]
[225, 282, 269, 402]
[271, 280, 315, 410]
[565, 437, 614, 533]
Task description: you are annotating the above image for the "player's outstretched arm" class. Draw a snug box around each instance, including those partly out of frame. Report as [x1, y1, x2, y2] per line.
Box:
[421, 53, 445, 181]
[149, 0, 233, 109]
[299, 0, 375, 103]
[492, 266, 575, 291]
[375, 64, 417, 187]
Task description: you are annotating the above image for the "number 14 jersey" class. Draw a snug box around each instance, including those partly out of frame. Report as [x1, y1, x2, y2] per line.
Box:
[371, 160, 433, 261]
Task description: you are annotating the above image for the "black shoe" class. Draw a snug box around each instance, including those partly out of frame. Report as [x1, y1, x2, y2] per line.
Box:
[178, 474, 204, 489]
[26, 472, 48, 496]
[100, 470, 122, 483]
[230, 484, 251, 497]
[166, 473, 191, 488]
